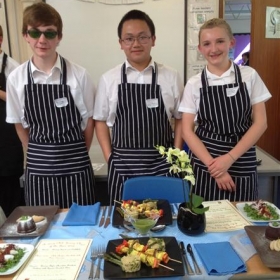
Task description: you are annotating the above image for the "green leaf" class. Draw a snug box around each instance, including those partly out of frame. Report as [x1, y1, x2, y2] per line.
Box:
[192, 206, 209, 214]
[191, 194, 204, 208]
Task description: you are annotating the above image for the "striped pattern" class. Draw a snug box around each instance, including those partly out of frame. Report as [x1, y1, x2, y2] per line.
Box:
[191, 64, 257, 201]
[108, 63, 173, 204]
[23, 58, 94, 207]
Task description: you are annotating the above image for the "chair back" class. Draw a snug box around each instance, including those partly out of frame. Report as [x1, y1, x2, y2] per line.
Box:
[122, 176, 189, 203]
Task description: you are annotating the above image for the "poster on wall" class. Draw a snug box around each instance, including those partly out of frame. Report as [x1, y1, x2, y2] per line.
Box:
[186, 0, 219, 81]
[265, 7, 280, 39]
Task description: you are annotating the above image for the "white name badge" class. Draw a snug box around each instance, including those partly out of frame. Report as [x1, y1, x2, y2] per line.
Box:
[146, 98, 159, 108]
[226, 87, 239, 97]
[54, 97, 68, 108]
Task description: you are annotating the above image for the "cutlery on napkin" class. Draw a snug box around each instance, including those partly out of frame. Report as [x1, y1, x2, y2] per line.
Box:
[62, 202, 101, 226]
[194, 241, 247, 275]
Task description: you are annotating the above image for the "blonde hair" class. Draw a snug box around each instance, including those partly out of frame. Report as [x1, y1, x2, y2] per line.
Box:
[198, 18, 233, 43]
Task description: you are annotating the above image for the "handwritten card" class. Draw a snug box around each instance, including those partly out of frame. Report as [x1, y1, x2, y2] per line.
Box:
[203, 200, 251, 232]
[13, 239, 92, 280]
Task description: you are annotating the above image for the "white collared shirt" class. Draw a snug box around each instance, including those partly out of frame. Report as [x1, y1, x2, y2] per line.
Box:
[6, 54, 95, 130]
[179, 62, 271, 115]
[0, 51, 19, 78]
[93, 59, 183, 127]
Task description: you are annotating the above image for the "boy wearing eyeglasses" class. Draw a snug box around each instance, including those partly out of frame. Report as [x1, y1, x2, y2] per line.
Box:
[93, 10, 183, 205]
[6, 2, 96, 208]
[0, 25, 24, 217]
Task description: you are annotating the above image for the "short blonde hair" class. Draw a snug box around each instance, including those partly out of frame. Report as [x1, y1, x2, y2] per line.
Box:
[198, 18, 233, 43]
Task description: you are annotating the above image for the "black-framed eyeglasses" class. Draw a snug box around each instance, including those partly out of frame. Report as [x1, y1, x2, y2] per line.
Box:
[121, 36, 151, 46]
[26, 29, 58, 40]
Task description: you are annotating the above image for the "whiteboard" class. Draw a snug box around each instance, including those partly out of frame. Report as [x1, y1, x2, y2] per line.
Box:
[46, 0, 185, 85]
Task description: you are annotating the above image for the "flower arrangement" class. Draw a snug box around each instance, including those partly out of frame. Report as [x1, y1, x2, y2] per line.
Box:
[155, 145, 209, 214]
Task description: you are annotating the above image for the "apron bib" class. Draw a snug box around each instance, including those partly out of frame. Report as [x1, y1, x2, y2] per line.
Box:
[191, 64, 257, 201]
[24, 57, 94, 208]
[108, 63, 174, 204]
[0, 53, 23, 176]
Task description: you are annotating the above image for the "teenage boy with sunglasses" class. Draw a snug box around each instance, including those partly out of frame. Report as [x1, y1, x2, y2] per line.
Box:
[6, 2, 96, 208]
[0, 25, 25, 217]
[93, 10, 183, 205]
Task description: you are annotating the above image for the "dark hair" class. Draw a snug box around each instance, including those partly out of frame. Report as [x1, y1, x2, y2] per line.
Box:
[0, 25, 2, 37]
[22, 2, 63, 38]
[242, 51, 250, 59]
[117, 9, 155, 39]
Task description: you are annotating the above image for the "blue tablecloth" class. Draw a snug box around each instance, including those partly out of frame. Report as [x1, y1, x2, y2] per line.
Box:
[4, 206, 257, 280]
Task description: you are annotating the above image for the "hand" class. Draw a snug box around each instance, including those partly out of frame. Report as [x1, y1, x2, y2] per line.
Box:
[208, 154, 234, 178]
[215, 172, 236, 192]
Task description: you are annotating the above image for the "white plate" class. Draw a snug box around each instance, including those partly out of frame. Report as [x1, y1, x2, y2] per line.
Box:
[236, 201, 280, 223]
[0, 243, 34, 275]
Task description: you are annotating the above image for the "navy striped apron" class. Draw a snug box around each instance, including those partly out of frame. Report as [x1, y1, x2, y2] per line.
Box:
[108, 63, 173, 205]
[190, 63, 257, 201]
[24, 58, 95, 208]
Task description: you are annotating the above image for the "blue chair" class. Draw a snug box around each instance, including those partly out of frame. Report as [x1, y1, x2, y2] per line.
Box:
[122, 176, 189, 203]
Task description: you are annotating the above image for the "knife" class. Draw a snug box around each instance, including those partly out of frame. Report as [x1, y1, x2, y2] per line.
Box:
[98, 206, 107, 227]
[179, 241, 194, 275]
[104, 205, 112, 228]
[187, 243, 202, 274]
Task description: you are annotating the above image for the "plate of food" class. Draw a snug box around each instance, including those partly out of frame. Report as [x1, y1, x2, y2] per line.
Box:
[0, 205, 59, 238]
[112, 199, 172, 227]
[103, 236, 184, 279]
[236, 200, 280, 222]
[244, 225, 280, 268]
[0, 243, 34, 275]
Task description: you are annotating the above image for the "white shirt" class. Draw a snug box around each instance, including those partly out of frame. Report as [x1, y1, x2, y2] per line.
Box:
[93, 59, 183, 127]
[0, 51, 19, 78]
[179, 63, 271, 115]
[6, 55, 95, 130]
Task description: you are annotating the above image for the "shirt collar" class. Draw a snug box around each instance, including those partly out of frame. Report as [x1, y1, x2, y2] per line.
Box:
[125, 58, 155, 73]
[206, 61, 235, 79]
[30, 54, 62, 74]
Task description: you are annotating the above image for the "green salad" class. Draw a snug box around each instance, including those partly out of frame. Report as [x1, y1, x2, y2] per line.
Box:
[243, 200, 280, 221]
[0, 244, 25, 273]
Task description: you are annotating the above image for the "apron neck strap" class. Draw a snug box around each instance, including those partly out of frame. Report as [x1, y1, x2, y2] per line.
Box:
[27, 55, 67, 84]
[201, 62, 243, 87]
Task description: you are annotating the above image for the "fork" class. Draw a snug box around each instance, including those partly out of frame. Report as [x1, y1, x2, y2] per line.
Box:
[94, 245, 105, 279]
[88, 247, 98, 280]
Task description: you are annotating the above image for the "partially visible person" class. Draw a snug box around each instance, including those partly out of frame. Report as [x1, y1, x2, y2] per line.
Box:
[241, 51, 250, 66]
[0, 25, 24, 217]
[179, 18, 271, 201]
[6, 3, 96, 208]
[93, 10, 183, 205]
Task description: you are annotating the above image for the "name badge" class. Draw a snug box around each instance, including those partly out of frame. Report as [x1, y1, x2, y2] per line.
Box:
[226, 87, 239, 97]
[54, 97, 68, 108]
[146, 98, 158, 108]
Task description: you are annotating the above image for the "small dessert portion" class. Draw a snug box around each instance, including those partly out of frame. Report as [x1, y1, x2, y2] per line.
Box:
[32, 215, 45, 223]
[16, 216, 36, 233]
[265, 222, 280, 241]
[270, 239, 280, 251]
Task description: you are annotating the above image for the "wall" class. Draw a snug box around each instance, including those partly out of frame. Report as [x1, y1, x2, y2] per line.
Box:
[46, 0, 185, 85]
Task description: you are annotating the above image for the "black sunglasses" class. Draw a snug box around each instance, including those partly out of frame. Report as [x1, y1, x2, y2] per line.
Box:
[26, 29, 58, 40]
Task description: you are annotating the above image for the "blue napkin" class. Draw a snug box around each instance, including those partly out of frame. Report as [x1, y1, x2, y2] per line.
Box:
[62, 202, 101, 226]
[194, 241, 247, 275]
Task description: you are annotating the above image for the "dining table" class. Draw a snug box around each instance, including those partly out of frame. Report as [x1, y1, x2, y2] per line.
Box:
[1, 203, 280, 280]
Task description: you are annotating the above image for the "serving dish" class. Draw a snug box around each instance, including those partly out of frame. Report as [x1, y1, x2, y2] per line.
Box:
[236, 201, 280, 223]
[112, 199, 172, 227]
[0, 205, 59, 238]
[103, 236, 184, 279]
[0, 243, 34, 275]
[245, 225, 280, 268]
